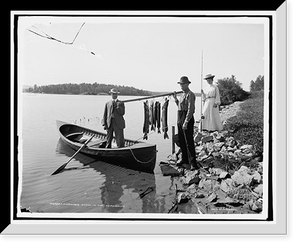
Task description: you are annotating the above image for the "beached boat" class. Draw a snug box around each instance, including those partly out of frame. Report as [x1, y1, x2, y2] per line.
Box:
[56, 120, 157, 172]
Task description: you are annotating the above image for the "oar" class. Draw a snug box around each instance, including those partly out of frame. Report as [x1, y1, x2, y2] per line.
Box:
[51, 134, 95, 175]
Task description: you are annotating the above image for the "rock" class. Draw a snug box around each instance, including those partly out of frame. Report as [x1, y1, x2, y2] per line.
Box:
[186, 184, 206, 199]
[197, 154, 209, 162]
[211, 131, 219, 138]
[226, 137, 237, 147]
[219, 171, 230, 179]
[217, 196, 238, 204]
[220, 179, 234, 193]
[201, 135, 214, 143]
[199, 179, 214, 192]
[228, 152, 236, 159]
[198, 178, 206, 188]
[257, 162, 263, 174]
[195, 192, 205, 198]
[212, 151, 221, 158]
[247, 199, 263, 213]
[227, 146, 237, 152]
[228, 186, 254, 203]
[182, 170, 200, 185]
[202, 156, 214, 164]
[186, 184, 198, 195]
[243, 152, 254, 158]
[160, 163, 184, 177]
[205, 179, 219, 192]
[240, 145, 254, 153]
[195, 145, 205, 154]
[206, 142, 214, 153]
[234, 149, 242, 157]
[205, 192, 217, 203]
[253, 184, 263, 197]
[214, 132, 226, 142]
[213, 181, 221, 191]
[189, 176, 200, 185]
[214, 189, 227, 200]
[209, 167, 223, 176]
[238, 165, 251, 173]
[252, 171, 262, 184]
[177, 192, 189, 204]
[194, 132, 203, 143]
[232, 168, 253, 186]
[213, 142, 225, 152]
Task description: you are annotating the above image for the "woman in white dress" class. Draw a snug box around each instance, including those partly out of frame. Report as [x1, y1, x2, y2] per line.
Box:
[200, 74, 223, 132]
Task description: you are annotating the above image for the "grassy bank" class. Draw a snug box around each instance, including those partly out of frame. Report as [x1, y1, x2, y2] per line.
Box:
[224, 91, 264, 154]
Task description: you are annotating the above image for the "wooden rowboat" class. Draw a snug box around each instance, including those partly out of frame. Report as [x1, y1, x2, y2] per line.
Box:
[56, 120, 157, 172]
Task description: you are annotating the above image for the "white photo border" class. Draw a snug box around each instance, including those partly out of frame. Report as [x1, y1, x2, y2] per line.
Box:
[4, 4, 287, 235]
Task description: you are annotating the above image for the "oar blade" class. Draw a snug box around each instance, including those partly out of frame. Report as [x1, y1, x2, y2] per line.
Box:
[51, 134, 95, 176]
[51, 162, 68, 175]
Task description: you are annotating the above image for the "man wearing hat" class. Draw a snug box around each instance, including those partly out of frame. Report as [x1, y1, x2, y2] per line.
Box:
[173, 76, 198, 170]
[102, 88, 125, 148]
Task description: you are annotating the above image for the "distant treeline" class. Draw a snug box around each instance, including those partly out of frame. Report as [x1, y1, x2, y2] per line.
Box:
[24, 83, 152, 96]
[24, 75, 264, 105]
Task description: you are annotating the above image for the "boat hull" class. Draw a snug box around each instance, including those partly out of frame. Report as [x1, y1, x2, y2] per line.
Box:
[56, 120, 157, 172]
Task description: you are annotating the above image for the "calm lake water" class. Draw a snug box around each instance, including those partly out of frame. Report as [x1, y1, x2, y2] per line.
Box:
[19, 93, 202, 214]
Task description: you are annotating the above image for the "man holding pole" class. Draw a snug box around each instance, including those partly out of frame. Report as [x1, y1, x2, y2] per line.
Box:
[173, 76, 198, 170]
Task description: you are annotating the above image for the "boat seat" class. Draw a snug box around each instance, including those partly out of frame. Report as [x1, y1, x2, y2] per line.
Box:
[66, 132, 84, 141]
[87, 139, 107, 148]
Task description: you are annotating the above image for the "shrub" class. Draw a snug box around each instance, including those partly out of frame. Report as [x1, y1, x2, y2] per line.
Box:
[250, 75, 264, 92]
[224, 91, 264, 153]
[217, 75, 250, 106]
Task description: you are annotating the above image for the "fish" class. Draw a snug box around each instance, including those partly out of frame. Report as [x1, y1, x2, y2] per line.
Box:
[155, 101, 161, 133]
[150, 101, 156, 131]
[161, 98, 169, 139]
[143, 101, 150, 140]
[149, 100, 152, 127]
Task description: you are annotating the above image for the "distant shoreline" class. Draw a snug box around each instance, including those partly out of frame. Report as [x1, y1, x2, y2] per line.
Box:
[22, 92, 162, 97]
[22, 91, 203, 97]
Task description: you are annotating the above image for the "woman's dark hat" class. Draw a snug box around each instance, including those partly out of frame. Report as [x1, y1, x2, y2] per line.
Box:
[177, 76, 191, 85]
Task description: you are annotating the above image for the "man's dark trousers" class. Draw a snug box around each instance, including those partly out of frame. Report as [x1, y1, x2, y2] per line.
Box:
[177, 110, 196, 165]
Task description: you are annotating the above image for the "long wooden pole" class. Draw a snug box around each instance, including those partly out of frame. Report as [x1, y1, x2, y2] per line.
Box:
[200, 50, 204, 131]
[122, 91, 183, 103]
[172, 125, 175, 154]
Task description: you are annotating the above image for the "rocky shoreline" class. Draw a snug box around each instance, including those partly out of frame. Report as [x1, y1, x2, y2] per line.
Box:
[160, 101, 264, 214]
[219, 101, 242, 123]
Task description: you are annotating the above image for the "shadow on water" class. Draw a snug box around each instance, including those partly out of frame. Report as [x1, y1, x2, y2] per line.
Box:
[56, 139, 167, 213]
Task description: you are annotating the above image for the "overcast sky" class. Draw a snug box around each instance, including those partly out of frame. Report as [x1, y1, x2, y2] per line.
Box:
[19, 16, 268, 92]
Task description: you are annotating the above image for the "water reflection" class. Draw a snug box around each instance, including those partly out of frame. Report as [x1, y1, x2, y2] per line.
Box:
[56, 139, 167, 213]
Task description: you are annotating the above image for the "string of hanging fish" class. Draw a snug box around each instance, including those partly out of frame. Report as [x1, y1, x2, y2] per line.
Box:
[143, 97, 169, 140]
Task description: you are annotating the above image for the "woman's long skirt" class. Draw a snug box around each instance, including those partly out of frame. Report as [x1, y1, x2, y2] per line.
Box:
[201, 98, 223, 131]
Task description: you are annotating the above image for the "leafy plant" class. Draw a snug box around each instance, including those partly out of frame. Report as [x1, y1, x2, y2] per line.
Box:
[224, 91, 264, 153]
[217, 75, 250, 106]
[250, 75, 264, 92]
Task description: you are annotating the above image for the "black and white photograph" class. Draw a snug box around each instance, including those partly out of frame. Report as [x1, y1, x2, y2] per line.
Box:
[5, 6, 288, 236]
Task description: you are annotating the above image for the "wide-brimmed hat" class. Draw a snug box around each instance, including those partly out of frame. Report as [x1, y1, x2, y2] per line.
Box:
[177, 76, 191, 85]
[109, 88, 120, 94]
[204, 74, 215, 80]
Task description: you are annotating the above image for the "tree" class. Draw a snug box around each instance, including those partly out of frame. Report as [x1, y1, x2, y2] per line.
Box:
[250, 75, 264, 92]
[217, 75, 250, 105]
